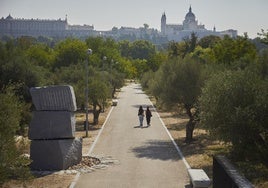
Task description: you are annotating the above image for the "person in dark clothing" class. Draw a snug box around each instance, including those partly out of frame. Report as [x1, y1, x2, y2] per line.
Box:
[146, 106, 152, 126]
[138, 106, 144, 126]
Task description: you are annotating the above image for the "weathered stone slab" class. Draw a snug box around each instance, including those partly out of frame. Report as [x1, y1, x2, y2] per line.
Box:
[30, 138, 82, 170]
[30, 85, 77, 111]
[29, 111, 75, 140]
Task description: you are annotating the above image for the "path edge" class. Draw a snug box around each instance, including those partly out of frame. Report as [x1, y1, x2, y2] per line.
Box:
[69, 106, 115, 188]
[148, 99, 191, 169]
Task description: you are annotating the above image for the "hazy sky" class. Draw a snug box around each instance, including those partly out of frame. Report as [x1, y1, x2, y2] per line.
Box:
[0, 0, 267, 38]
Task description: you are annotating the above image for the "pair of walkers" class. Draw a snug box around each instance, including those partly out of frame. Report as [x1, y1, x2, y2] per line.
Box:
[138, 106, 152, 127]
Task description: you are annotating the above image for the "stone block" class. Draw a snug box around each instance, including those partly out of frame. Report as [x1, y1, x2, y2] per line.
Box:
[30, 138, 82, 170]
[188, 169, 211, 188]
[29, 111, 75, 140]
[30, 85, 77, 111]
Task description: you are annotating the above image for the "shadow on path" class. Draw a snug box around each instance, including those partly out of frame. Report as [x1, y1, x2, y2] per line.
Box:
[131, 140, 181, 161]
[133, 125, 151, 128]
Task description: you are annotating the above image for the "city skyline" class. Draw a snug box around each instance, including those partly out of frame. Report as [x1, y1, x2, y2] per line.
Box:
[0, 0, 267, 38]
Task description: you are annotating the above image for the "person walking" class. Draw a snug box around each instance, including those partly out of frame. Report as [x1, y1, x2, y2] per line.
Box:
[146, 106, 152, 126]
[138, 106, 144, 127]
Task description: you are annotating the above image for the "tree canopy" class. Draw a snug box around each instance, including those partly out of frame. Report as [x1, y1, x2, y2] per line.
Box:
[142, 33, 268, 156]
[199, 70, 268, 161]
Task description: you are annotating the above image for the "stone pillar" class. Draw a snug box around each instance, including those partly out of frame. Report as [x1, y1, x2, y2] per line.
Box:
[29, 85, 82, 170]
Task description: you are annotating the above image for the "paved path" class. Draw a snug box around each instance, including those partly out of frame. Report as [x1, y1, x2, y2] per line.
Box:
[75, 83, 189, 188]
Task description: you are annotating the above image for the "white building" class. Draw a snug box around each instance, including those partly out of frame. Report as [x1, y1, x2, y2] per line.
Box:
[0, 14, 95, 38]
[161, 6, 237, 41]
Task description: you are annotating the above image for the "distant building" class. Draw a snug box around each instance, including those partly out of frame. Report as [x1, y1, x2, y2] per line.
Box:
[0, 14, 95, 38]
[161, 6, 237, 41]
[0, 7, 237, 43]
[102, 26, 159, 42]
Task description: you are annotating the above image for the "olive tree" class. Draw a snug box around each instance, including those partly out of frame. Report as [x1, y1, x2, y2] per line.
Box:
[88, 78, 109, 125]
[150, 58, 203, 142]
[212, 35, 257, 66]
[199, 70, 268, 160]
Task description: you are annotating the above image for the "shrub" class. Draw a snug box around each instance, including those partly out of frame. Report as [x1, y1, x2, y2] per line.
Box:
[0, 84, 31, 185]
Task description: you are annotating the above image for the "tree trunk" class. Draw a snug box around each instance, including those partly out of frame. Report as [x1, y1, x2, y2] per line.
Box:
[112, 86, 116, 98]
[185, 104, 196, 143]
[102, 99, 105, 113]
[92, 102, 102, 125]
[185, 118, 196, 143]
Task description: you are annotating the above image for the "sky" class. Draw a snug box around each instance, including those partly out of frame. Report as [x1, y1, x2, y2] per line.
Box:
[0, 0, 267, 38]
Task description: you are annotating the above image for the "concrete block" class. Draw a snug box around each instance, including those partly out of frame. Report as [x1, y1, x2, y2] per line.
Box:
[112, 99, 118, 106]
[30, 138, 82, 170]
[30, 85, 77, 111]
[188, 169, 211, 188]
[29, 111, 75, 140]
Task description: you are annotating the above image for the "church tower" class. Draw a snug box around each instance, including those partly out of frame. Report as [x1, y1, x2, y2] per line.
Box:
[161, 12, 166, 35]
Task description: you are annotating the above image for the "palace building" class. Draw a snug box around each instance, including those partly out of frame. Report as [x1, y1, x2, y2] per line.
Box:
[0, 14, 95, 38]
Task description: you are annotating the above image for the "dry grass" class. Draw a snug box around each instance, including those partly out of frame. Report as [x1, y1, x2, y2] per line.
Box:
[75, 108, 110, 155]
[3, 174, 75, 188]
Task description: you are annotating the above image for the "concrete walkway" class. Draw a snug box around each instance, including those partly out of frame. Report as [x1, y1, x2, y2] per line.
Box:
[75, 83, 189, 188]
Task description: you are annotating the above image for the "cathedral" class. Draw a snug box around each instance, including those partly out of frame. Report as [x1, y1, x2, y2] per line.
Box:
[161, 6, 237, 41]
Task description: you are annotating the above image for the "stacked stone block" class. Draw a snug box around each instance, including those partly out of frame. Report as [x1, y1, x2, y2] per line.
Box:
[29, 85, 82, 170]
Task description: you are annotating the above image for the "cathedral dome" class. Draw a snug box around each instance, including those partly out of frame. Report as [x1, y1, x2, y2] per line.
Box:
[185, 6, 195, 21]
[6, 14, 13, 20]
